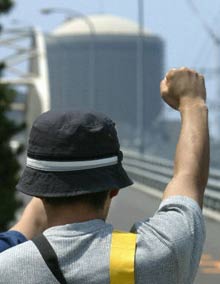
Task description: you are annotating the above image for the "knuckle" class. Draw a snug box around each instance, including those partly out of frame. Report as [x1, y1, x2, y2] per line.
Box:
[180, 66, 188, 71]
[180, 67, 192, 74]
[179, 67, 199, 76]
[166, 68, 176, 79]
[199, 74, 205, 81]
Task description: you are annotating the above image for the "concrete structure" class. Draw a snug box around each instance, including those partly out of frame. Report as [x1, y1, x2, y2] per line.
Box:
[45, 14, 164, 146]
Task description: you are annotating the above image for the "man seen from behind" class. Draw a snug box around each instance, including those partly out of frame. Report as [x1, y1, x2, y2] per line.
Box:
[0, 67, 209, 284]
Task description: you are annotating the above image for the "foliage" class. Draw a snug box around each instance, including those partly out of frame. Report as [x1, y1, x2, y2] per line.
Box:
[0, 0, 13, 14]
[0, 0, 24, 231]
[0, 67, 25, 230]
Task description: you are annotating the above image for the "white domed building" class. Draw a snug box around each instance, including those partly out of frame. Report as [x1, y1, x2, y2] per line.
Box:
[35, 14, 164, 145]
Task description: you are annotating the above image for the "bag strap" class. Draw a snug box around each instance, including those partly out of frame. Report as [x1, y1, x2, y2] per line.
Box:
[32, 234, 67, 284]
[110, 231, 137, 284]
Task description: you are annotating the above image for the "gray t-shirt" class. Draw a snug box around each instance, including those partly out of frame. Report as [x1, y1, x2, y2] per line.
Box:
[0, 196, 205, 284]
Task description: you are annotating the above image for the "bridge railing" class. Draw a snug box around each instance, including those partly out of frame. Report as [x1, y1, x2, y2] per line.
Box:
[123, 149, 220, 212]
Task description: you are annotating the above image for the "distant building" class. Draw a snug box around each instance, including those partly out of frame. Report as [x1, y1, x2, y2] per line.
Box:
[42, 14, 164, 146]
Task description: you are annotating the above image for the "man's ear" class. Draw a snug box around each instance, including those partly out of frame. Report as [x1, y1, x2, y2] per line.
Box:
[109, 189, 119, 199]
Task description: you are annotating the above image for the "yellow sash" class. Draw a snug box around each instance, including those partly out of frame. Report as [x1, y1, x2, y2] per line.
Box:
[110, 231, 137, 284]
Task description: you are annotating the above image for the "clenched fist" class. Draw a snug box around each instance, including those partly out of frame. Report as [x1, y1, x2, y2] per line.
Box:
[160, 67, 206, 111]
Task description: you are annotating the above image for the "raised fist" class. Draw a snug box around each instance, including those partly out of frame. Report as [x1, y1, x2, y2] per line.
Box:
[160, 67, 206, 110]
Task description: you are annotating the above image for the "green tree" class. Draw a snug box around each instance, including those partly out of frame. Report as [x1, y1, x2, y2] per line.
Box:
[0, 0, 24, 231]
[0, 0, 13, 14]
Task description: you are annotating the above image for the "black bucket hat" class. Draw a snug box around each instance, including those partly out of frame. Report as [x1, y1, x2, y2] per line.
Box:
[16, 110, 133, 197]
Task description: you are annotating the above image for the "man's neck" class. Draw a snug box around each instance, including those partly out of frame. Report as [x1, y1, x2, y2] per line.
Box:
[44, 203, 105, 228]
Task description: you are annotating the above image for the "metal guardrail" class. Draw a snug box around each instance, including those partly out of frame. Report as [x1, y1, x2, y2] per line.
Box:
[123, 149, 220, 212]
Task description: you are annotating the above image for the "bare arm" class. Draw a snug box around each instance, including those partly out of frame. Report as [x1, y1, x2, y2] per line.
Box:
[160, 68, 209, 208]
[10, 197, 47, 239]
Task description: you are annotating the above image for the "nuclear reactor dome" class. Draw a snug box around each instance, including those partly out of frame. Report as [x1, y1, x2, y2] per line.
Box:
[45, 14, 164, 146]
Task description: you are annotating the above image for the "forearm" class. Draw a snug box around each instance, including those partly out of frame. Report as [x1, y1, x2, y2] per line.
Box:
[10, 198, 47, 239]
[10, 218, 41, 240]
[175, 104, 209, 181]
[163, 104, 209, 206]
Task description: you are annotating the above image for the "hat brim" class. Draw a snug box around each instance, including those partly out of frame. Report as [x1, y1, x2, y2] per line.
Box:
[16, 163, 133, 197]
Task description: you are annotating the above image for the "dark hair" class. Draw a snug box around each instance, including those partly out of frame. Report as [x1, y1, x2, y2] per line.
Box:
[44, 190, 110, 211]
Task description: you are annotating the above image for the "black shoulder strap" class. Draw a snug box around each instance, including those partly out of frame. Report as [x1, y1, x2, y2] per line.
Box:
[32, 234, 67, 284]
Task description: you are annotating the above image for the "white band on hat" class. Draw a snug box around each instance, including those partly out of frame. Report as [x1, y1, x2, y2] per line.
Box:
[26, 156, 118, 172]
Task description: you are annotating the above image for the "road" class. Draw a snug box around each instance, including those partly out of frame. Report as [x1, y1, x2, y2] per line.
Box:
[107, 185, 220, 284]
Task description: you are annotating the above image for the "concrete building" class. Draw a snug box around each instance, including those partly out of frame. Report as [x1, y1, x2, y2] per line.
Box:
[43, 14, 164, 146]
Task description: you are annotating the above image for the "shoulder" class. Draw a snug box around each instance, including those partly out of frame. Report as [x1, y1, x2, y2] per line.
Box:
[133, 196, 205, 283]
[0, 240, 38, 266]
[0, 240, 59, 283]
[133, 195, 205, 241]
[0, 241, 36, 282]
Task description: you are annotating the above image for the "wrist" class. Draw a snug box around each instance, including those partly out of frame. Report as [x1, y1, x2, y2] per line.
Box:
[178, 98, 207, 112]
[179, 103, 208, 124]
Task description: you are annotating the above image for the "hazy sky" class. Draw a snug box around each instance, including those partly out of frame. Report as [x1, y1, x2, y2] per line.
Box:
[1, 0, 220, 134]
